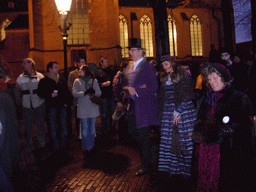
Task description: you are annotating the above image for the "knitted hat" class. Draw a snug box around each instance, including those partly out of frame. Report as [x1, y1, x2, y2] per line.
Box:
[213, 63, 232, 82]
[160, 55, 176, 62]
[202, 62, 233, 83]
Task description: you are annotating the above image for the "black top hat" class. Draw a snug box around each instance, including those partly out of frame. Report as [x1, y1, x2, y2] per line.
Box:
[127, 38, 145, 50]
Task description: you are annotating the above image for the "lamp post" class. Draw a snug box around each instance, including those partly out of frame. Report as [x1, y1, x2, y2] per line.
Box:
[54, 0, 72, 80]
[130, 12, 137, 39]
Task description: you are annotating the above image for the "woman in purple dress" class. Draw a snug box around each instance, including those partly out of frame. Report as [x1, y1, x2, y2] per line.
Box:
[194, 63, 255, 191]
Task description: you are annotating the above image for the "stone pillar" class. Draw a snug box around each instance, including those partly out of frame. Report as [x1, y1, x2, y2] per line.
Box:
[28, 0, 64, 71]
[87, 0, 122, 66]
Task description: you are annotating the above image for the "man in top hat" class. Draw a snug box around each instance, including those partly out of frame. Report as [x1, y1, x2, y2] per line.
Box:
[123, 38, 159, 176]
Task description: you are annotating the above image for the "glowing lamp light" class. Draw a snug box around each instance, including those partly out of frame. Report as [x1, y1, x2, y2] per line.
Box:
[222, 116, 230, 124]
[54, 0, 72, 15]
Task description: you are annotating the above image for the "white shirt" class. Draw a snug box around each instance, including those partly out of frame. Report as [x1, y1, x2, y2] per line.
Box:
[133, 57, 144, 70]
[131, 57, 144, 97]
[165, 74, 173, 85]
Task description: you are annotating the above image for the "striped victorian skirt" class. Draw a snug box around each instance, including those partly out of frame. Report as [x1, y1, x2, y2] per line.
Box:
[158, 99, 196, 178]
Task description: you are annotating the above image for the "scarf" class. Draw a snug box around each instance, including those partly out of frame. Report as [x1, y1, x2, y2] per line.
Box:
[207, 85, 231, 106]
[207, 85, 231, 123]
[24, 69, 37, 79]
[80, 76, 91, 90]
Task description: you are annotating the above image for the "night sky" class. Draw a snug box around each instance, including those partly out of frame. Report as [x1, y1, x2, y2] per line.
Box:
[232, 0, 252, 43]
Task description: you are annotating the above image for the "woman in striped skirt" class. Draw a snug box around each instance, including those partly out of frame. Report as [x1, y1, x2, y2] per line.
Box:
[158, 55, 197, 178]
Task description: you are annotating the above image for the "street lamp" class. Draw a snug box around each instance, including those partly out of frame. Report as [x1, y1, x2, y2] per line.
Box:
[54, 0, 72, 80]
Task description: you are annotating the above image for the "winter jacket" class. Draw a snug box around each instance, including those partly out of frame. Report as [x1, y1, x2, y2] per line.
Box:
[72, 78, 101, 118]
[15, 71, 45, 109]
[37, 75, 73, 108]
[94, 67, 115, 98]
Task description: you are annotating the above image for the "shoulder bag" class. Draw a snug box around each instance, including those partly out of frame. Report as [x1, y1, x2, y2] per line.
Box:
[89, 79, 102, 105]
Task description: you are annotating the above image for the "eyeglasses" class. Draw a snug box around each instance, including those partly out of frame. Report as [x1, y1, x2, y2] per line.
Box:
[129, 48, 139, 52]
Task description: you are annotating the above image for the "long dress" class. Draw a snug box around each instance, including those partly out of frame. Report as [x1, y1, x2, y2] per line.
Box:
[158, 81, 196, 178]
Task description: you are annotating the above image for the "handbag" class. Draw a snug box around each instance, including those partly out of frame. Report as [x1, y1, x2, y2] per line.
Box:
[90, 94, 102, 105]
[89, 79, 102, 105]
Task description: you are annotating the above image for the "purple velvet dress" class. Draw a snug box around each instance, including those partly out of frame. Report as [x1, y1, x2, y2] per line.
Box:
[197, 91, 223, 192]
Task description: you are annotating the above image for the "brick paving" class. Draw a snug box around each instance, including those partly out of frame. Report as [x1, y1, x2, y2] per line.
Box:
[14, 116, 194, 192]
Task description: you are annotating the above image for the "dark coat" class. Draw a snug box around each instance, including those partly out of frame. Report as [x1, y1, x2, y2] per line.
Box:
[195, 86, 255, 191]
[37, 75, 73, 108]
[95, 67, 115, 98]
[173, 73, 194, 111]
[232, 61, 249, 93]
[248, 62, 256, 116]
[0, 90, 19, 179]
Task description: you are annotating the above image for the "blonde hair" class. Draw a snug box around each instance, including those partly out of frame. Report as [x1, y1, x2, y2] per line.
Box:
[23, 58, 35, 69]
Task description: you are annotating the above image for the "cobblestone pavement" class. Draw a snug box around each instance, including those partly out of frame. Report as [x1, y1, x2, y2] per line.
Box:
[14, 116, 194, 192]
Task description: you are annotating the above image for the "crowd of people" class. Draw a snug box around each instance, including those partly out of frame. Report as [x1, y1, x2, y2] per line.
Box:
[0, 40, 255, 191]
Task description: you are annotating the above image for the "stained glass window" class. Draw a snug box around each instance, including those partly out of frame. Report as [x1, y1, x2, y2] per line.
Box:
[140, 15, 153, 57]
[119, 15, 129, 58]
[190, 15, 203, 56]
[168, 15, 178, 56]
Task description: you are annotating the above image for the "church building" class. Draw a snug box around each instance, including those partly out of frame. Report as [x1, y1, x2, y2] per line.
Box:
[0, 0, 234, 72]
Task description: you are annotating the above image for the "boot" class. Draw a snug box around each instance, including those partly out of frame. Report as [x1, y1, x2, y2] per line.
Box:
[83, 150, 91, 168]
[91, 148, 99, 167]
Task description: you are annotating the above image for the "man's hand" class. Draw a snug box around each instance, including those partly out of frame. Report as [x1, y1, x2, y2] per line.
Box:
[173, 116, 181, 126]
[102, 81, 111, 87]
[123, 86, 136, 95]
[117, 102, 123, 108]
[140, 84, 147, 88]
[51, 92, 58, 98]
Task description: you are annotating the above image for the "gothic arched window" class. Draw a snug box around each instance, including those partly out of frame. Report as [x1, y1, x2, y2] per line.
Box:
[140, 15, 153, 57]
[1, 19, 11, 41]
[190, 15, 203, 56]
[119, 15, 129, 58]
[168, 15, 178, 56]
[67, 0, 89, 45]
